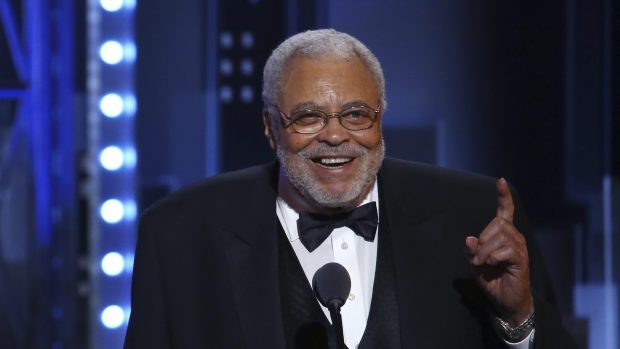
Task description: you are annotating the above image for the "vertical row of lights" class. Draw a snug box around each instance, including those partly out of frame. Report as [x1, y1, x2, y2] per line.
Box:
[218, 31, 256, 104]
[88, 0, 137, 346]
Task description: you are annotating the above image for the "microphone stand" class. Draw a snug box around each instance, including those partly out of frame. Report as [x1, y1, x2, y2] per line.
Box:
[328, 302, 346, 349]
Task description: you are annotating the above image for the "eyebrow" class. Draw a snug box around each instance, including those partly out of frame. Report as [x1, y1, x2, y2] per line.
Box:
[290, 100, 372, 113]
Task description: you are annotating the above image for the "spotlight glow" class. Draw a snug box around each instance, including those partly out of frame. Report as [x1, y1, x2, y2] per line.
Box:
[100, 41, 124, 64]
[100, 199, 125, 224]
[240, 58, 254, 76]
[123, 42, 137, 62]
[123, 147, 137, 168]
[99, 146, 125, 171]
[101, 252, 125, 276]
[101, 305, 125, 329]
[240, 85, 253, 103]
[219, 32, 233, 49]
[100, 93, 124, 117]
[100, 0, 124, 12]
[219, 59, 233, 76]
[219, 86, 233, 103]
[240, 32, 254, 49]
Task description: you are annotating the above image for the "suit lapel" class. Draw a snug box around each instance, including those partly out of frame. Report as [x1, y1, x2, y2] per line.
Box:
[378, 162, 446, 349]
[223, 162, 286, 349]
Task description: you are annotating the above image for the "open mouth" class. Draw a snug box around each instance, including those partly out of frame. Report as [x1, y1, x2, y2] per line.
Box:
[311, 157, 354, 168]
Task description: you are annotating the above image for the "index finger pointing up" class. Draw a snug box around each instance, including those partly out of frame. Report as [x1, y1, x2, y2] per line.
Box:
[496, 177, 514, 223]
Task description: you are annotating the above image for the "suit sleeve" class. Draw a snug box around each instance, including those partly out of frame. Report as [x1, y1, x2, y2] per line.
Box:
[510, 187, 578, 349]
[124, 209, 172, 348]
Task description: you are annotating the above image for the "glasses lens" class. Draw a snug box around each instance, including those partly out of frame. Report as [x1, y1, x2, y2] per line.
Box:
[341, 107, 375, 130]
[290, 111, 325, 133]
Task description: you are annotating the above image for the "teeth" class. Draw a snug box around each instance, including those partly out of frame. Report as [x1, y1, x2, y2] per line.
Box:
[320, 158, 351, 165]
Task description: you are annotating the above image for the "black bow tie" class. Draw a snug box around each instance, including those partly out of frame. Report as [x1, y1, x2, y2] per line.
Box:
[297, 202, 379, 252]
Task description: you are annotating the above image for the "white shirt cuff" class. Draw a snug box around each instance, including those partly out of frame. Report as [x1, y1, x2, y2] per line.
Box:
[504, 329, 535, 349]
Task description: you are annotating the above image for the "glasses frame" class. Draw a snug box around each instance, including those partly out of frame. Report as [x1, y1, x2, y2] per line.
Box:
[272, 102, 382, 134]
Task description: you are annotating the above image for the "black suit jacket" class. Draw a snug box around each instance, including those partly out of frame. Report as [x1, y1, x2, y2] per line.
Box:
[125, 158, 575, 348]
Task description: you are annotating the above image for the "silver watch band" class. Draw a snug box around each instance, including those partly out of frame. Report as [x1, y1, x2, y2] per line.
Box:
[494, 311, 535, 342]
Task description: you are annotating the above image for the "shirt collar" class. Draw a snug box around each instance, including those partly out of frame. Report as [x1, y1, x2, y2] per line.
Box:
[276, 181, 379, 242]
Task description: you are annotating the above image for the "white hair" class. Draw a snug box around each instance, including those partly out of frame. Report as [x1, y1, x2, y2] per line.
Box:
[262, 29, 387, 110]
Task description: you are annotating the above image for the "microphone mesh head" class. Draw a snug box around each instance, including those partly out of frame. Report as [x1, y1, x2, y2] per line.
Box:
[312, 262, 352, 309]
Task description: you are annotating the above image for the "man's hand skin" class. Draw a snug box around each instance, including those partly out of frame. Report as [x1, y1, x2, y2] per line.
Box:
[465, 178, 534, 328]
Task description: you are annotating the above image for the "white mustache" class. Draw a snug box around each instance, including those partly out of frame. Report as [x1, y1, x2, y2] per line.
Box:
[296, 144, 368, 159]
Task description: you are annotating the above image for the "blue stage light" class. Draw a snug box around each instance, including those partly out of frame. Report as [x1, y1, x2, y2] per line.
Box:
[219, 59, 233, 76]
[240, 85, 253, 103]
[240, 58, 254, 76]
[118, 146, 137, 169]
[100, 199, 125, 224]
[100, 40, 124, 64]
[240, 32, 254, 49]
[89, 0, 136, 344]
[123, 42, 137, 63]
[123, 94, 137, 116]
[99, 146, 125, 171]
[101, 252, 125, 276]
[123, 200, 137, 221]
[100, 93, 124, 118]
[100, 305, 126, 329]
[219, 32, 233, 49]
[219, 85, 233, 103]
[100, 0, 124, 12]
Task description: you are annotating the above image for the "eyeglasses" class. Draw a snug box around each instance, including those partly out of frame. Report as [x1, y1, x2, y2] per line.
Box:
[273, 103, 381, 134]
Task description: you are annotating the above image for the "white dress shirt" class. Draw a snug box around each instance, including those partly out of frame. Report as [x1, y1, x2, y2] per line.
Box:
[275, 181, 534, 349]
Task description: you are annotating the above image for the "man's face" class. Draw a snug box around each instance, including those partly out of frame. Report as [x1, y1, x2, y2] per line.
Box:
[265, 55, 385, 211]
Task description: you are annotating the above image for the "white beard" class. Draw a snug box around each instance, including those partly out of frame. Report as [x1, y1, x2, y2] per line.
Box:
[276, 139, 385, 209]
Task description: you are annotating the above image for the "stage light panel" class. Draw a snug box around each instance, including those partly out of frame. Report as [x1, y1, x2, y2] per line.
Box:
[89, 0, 136, 345]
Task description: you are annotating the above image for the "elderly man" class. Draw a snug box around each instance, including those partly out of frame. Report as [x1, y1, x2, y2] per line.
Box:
[125, 29, 575, 349]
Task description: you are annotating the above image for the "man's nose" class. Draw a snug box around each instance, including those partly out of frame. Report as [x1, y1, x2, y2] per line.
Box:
[315, 116, 350, 145]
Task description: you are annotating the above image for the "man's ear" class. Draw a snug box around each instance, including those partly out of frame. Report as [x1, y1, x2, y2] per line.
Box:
[262, 108, 277, 150]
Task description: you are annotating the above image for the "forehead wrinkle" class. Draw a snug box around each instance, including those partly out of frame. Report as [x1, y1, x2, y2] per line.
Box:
[290, 99, 375, 113]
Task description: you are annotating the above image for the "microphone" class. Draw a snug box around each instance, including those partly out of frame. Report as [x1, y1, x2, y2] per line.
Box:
[312, 263, 351, 349]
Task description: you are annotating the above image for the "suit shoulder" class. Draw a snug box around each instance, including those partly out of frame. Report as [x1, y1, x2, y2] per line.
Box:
[144, 162, 276, 219]
[381, 157, 497, 189]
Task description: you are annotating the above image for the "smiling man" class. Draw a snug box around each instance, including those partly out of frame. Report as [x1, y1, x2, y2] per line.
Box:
[267, 54, 385, 213]
[125, 29, 576, 349]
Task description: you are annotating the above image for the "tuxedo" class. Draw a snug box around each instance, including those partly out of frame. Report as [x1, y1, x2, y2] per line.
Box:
[124, 158, 575, 349]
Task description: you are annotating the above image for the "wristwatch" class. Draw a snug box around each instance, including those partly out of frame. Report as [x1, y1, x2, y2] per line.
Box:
[494, 312, 535, 342]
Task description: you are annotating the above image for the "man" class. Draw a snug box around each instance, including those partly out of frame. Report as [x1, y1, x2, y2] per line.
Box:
[125, 29, 575, 348]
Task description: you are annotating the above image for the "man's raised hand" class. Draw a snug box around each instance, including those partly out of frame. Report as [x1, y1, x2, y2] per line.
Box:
[465, 178, 534, 326]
